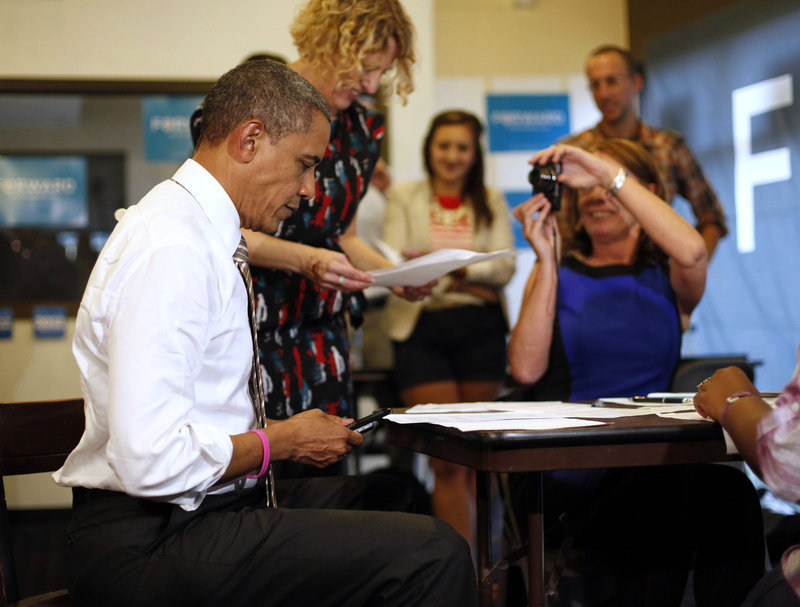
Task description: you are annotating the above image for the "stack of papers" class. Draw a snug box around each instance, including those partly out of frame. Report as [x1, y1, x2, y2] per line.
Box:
[385, 399, 709, 433]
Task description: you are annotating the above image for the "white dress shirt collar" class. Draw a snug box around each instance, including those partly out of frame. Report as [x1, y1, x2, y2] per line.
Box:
[172, 159, 242, 258]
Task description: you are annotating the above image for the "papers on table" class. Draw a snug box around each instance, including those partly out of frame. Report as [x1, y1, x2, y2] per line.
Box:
[387, 403, 607, 431]
[386, 413, 604, 432]
[592, 397, 704, 419]
[386, 398, 710, 433]
[369, 247, 518, 287]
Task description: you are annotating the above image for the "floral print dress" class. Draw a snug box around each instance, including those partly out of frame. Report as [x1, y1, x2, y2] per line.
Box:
[252, 101, 383, 420]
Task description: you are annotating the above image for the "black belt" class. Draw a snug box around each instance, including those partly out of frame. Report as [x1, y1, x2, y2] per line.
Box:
[72, 487, 131, 506]
[72, 486, 265, 509]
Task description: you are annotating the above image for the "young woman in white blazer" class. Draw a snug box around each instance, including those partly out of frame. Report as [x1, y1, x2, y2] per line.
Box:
[380, 110, 515, 548]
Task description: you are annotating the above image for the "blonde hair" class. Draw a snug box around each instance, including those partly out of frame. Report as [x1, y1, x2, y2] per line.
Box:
[290, 0, 416, 103]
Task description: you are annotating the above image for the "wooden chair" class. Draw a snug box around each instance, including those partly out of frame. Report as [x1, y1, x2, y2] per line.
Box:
[0, 399, 84, 607]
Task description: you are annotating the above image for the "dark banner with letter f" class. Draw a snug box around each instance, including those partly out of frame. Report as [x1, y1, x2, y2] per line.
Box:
[644, 0, 800, 390]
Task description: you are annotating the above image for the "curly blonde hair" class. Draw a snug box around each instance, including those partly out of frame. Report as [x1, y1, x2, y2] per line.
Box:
[290, 0, 416, 103]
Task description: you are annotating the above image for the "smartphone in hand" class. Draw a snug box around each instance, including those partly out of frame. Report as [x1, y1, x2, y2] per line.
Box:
[347, 408, 391, 433]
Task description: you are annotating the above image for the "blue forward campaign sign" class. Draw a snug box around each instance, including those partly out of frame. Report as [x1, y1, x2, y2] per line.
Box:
[143, 95, 204, 163]
[32, 305, 67, 339]
[0, 155, 87, 228]
[486, 94, 570, 152]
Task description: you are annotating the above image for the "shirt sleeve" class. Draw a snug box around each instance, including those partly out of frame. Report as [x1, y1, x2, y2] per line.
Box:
[105, 241, 235, 504]
[757, 359, 800, 504]
[668, 133, 729, 238]
[381, 182, 416, 253]
[464, 188, 516, 286]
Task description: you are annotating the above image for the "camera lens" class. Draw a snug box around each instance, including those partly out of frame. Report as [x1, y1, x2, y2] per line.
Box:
[528, 161, 562, 210]
[528, 164, 559, 193]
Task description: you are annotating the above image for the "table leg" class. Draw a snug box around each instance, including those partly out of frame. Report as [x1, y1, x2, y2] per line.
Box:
[528, 471, 545, 607]
[476, 470, 492, 607]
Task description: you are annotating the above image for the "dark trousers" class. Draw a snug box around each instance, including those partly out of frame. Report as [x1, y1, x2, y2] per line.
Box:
[65, 475, 477, 607]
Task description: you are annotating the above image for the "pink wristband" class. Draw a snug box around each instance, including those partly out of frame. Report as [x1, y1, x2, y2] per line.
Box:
[720, 392, 753, 426]
[246, 428, 270, 479]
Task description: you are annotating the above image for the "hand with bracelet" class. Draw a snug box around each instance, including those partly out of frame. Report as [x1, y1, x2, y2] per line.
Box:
[529, 143, 626, 194]
[693, 365, 772, 474]
[225, 409, 362, 481]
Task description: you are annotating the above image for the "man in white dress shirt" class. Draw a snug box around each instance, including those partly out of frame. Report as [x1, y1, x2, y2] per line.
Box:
[54, 59, 477, 607]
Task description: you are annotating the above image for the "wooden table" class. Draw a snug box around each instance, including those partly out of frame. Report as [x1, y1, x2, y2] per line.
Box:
[385, 408, 734, 607]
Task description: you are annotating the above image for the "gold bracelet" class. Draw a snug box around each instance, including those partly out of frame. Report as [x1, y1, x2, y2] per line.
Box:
[607, 168, 629, 196]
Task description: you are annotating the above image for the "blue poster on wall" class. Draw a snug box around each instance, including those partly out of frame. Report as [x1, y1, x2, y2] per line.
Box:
[0, 155, 88, 227]
[0, 307, 12, 339]
[143, 95, 203, 162]
[487, 94, 570, 152]
[32, 305, 66, 339]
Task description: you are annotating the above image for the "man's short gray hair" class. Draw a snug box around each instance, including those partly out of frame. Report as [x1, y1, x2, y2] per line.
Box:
[199, 60, 330, 145]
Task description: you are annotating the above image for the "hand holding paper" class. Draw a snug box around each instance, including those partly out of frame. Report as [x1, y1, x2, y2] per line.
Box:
[369, 247, 518, 287]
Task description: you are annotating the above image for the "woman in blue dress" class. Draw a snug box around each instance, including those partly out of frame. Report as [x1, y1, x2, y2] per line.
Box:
[508, 140, 765, 606]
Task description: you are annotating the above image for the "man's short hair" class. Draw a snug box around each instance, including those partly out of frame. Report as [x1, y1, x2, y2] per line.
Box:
[199, 60, 330, 146]
[587, 44, 643, 78]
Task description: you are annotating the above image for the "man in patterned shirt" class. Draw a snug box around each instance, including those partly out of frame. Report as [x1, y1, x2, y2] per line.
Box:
[562, 44, 728, 258]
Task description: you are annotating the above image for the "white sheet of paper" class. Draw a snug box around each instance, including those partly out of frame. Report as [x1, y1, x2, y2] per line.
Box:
[369, 248, 518, 287]
[722, 428, 740, 454]
[371, 239, 403, 265]
[405, 403, 500, 414]
[446, 418, 604, 432]
[655, 410, 710, 421]
[403, 401, 691, 419]
[406, 401, 610, 417]
[385, 411, 605, 432]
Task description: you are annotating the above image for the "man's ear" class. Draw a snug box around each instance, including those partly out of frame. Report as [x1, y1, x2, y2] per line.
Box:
[231, 120, 264, 163]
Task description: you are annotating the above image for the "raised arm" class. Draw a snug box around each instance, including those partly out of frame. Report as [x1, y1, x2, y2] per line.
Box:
[507, 195, 560, 384]
[532, 144, 708, 320]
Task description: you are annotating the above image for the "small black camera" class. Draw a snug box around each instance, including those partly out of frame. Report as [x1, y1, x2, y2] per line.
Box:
[528, 162, 562, 211]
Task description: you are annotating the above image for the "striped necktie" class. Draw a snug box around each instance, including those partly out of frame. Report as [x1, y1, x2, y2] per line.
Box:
[233, 236, 276, 507]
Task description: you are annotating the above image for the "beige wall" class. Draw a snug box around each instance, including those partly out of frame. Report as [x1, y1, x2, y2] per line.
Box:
[1, 0, 301, 80]
[0, 320, 81, 401]
[435, 0, 626, 77]
[1, 0, 625, 507]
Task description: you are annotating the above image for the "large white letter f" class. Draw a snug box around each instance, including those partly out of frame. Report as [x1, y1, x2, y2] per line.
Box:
[732, 74, 792, 253]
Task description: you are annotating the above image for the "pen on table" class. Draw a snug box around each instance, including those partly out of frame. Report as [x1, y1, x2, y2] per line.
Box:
[590, 400, 640, 409]
[632, 396, 695, 404]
